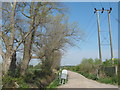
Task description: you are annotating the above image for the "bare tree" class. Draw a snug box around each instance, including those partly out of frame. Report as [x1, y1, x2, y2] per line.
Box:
[0, 2, 17, 74]
[33, 15, 82, 75]
[0, 2, 43, 74]
[1, 2, 81, 76]
[1, 2, 37, 74]
[19, 2, 65, 76]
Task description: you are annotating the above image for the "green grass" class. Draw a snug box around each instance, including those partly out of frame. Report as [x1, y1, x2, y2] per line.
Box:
[97, 76, 118, 85]
[79, 71, 118, 85]
[79, 72, 98, 80]
[47, 78, 60, 88]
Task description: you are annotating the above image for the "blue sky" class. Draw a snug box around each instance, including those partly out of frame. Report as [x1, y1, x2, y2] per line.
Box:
[60, 2, 118, 66]
[0, 2, 118, 66]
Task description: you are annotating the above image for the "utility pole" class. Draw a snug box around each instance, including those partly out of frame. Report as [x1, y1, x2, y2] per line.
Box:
[94, 8, 102, 64]
[107, 8, 114, 64]
[94, 8, 114, 65]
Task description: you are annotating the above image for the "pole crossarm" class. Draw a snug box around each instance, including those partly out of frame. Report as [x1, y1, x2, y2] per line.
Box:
[94, 8, 112, 13]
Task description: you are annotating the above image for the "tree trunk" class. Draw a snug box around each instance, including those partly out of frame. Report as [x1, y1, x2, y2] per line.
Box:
[20, 2, 46, 76]
[20, 39, 32, 75]
[10, 52, 16, 71]
[20, 31, 35, 76]
[2, 2, 16, 75]
[3, 54, 12, 75]
[2, 51, 17, 75]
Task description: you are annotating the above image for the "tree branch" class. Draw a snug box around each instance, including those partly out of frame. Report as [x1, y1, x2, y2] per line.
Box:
[0, 42, 5, 59]
[21, 12, 31, 18]
[0, 31, 9, 49]
[0, 8, 10, 13]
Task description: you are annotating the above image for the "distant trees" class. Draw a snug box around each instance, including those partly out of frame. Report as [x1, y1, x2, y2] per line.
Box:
[66, 58, 118, 78]
[77, 58, 118, 74]
[102, 58, 118, 67]
[1, 2, 82, 76]
[78, 58, 101, 73]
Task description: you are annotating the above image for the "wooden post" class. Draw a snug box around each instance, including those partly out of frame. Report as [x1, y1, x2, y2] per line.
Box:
[115, 65, 118, 75]
[107, 11, 114, 64]
[95, 10, 102, 64]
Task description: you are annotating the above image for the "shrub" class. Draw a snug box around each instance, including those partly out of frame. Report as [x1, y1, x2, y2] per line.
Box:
[15, 77, 29, 88]
[7, 68, 20, 78]
[80, 72, 98, 80]
[66, 58, 119, 85]
[2, 75, 29, 88]
[2, 75, 14, 88]
[111, 76, 118, 84]
[24, 70, 35, 83]
[97, 76, 118, 85]
[97, 77, 112, 84]
[88, 74, 98, 80]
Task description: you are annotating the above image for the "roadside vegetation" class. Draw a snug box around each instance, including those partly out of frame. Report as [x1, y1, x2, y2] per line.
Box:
[1, 2, 82, 88]
[64, 58, 118, 85]
[2, 63, 61, 88]
[2, 64, 56, 88]
[47, 77, 60, 88]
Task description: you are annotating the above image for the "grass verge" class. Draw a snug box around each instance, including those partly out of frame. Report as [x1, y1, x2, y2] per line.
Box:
[47, 78, 60, 88]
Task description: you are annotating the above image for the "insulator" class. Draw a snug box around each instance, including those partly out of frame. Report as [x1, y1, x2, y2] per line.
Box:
[94, 8, 97, 13]
[102, 8, 104, 10]
[108, 8, 112, 13]
[101, 8, 104, 13]
[110, 7, 112, 11]
[94, 8, 97, 11]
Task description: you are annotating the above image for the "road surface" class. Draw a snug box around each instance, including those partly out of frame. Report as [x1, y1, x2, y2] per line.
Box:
[58, 70, 118, 88]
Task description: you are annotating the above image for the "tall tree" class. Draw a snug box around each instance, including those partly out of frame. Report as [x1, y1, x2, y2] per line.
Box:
[20, 2, 65, 75]
[1, 2, 44, 74]
[1, 2, 17, 74]
[33, 15, 82, 75]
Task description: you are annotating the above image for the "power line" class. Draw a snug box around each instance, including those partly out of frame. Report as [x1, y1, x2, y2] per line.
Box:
[81, 3, 108, 49]
[108, 1, 112, 8]
[99, 0, 103, 8]
[91, 2, 95, 8]
[100, 14, 108, 29]
[81, 19, 96, 48]
[81, 3, 101, 48]
[86, 19, 96, 40]
[85, 26, 96, 43]
[86, 12, 103, 42]
[85, 13, 95, 32]
[111, 14, 120, 23]
[101, 32, 110, 45]
[81, 5, 96, 43]
[80, 3, 97, 48]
